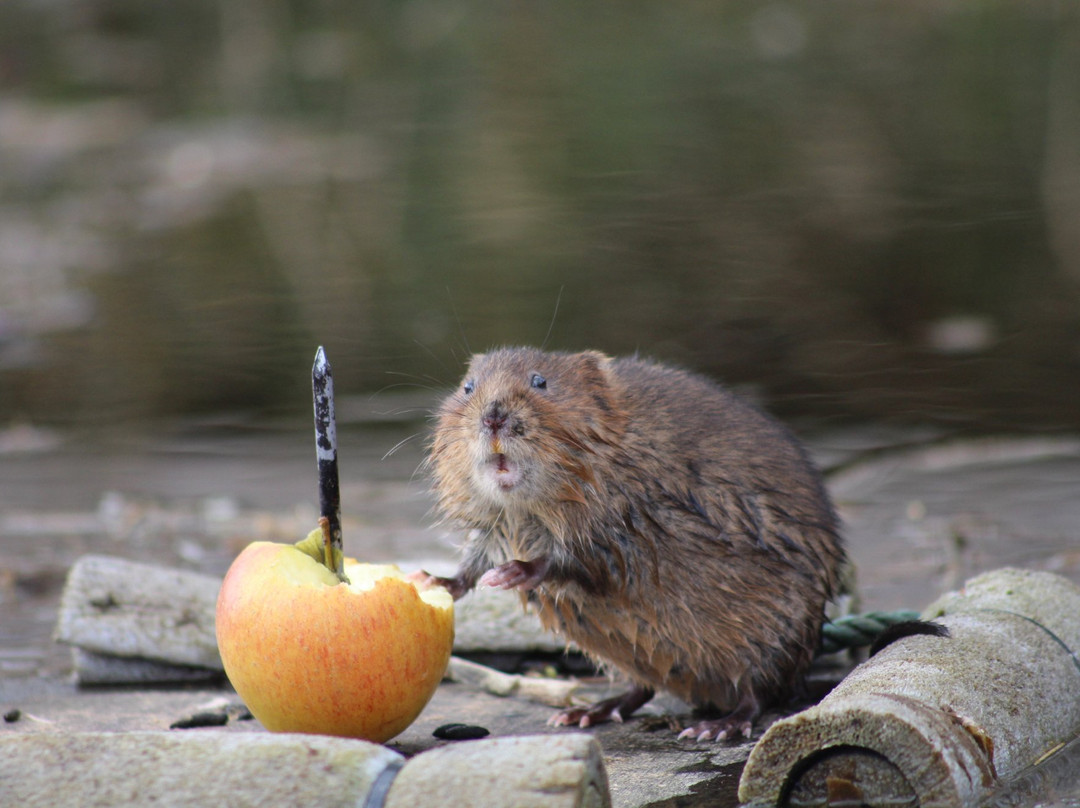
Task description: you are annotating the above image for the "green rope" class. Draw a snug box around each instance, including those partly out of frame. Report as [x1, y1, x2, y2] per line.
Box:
[818, 610, 922, 655]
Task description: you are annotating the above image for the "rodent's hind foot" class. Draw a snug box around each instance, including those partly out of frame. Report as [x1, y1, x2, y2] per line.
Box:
[676, 716, 753, 742]
[677, 690, 761, 742]
[478, 558, 549, 592]
[547, 686, 655, 729]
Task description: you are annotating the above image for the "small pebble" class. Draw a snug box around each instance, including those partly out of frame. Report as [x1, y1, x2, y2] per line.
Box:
[170, 711, 229, 730]
[4, 708, 21, 723]
[433, 723, 490, 741]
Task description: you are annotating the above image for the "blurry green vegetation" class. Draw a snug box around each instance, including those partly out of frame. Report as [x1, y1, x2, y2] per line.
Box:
[0, 0, 1078, 429]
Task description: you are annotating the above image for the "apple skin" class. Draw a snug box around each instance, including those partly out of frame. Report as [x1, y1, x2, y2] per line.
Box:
[216, 540, 454, 743]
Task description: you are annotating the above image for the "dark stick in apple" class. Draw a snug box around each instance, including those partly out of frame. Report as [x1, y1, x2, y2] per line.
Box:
[312, 345, 345, 580]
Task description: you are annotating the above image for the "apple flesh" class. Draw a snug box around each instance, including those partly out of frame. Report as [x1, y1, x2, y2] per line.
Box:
[216, 533, 454, 743]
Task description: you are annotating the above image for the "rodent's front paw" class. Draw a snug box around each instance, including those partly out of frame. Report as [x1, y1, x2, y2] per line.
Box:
[406, 570, 471, 600]
[478, 559, 549, 592]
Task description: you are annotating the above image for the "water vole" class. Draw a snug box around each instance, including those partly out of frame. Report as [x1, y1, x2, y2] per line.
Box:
[424, 347, 845, 740]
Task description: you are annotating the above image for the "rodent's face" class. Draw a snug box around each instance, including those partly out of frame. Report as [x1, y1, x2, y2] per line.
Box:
[430, 348, 618, 518]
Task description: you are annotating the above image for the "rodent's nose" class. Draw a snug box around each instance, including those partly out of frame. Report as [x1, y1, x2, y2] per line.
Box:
[482, 403, 507, 435]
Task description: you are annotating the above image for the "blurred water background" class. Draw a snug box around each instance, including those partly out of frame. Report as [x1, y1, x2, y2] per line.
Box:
[1, 0, 1078, 431]
[4, 4, 1080, 804]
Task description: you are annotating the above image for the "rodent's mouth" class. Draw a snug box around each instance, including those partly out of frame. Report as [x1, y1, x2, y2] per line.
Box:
[485, 453, 523, 492]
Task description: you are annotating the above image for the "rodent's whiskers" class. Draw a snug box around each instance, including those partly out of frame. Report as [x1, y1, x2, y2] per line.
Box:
[383, 432, 423, 461]
[411, 339, 455, 376]
[540, 285, 565, 351]
[375, 374, 447, 395]
[445, 287, 472, 357]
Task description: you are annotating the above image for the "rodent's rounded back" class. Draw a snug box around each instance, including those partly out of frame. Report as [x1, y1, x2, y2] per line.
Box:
[428, 347, 846, 716]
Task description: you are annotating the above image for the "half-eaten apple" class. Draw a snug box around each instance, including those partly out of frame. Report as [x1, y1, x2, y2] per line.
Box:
[216, 528, 454, 743]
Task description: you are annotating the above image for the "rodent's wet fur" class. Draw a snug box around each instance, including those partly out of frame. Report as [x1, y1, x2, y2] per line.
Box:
[427, 347, 845, 739]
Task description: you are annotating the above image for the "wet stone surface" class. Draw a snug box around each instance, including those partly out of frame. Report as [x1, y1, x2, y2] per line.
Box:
[2, 419, 1080, 806]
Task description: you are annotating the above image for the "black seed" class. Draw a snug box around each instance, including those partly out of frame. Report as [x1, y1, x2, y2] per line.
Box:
[433, 723, 490, 740]
[169, 711, 230, 730]
[3, 709, 21, 723]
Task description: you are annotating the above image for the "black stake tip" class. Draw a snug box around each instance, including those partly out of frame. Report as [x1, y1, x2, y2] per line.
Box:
[314, 345, 329, 375]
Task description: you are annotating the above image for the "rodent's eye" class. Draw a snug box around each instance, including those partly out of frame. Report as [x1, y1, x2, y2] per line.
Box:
[463, 379, 475, 396]
[530, 373, 547, 390]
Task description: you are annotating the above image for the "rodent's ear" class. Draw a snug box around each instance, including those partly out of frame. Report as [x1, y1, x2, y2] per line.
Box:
[574, 352, 624, 426]
[577, 351, 612, 370]
[576, 351, 615, 385]
[463, 352, 487, 374]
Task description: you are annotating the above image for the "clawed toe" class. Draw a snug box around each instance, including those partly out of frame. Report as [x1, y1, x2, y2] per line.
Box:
[677, 689, 760, 742]
[547, 707, 595, 728]
[547, 686, 655, 730]
[678, 718, 753, 742]
[546, 706, 617, 729]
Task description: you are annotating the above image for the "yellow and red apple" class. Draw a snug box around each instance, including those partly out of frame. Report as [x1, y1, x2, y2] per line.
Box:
[215, 529, 454, 743]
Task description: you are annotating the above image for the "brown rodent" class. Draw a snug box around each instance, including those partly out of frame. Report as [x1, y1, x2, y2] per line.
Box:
[425, 347, 845, 740]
